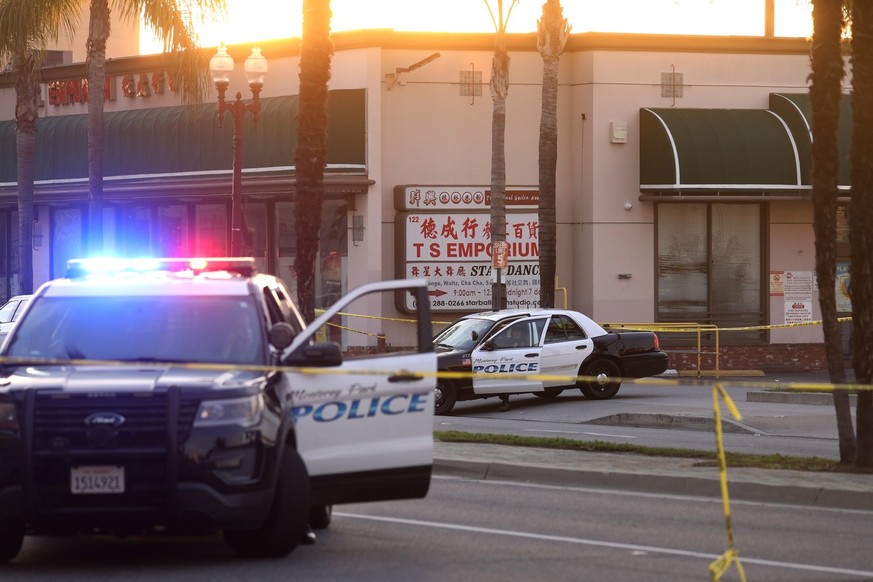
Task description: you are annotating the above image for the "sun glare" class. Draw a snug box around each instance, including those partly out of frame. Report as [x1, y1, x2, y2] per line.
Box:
[142, 0, 813, 55]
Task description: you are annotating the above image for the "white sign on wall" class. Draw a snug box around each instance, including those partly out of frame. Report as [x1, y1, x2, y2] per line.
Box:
[394, 185, 539, 211]
[395, 211, 541, 312]
[783, 270, 813, 324]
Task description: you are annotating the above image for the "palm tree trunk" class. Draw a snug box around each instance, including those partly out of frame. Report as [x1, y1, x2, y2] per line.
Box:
[849, 0, 873, 467]
[87, 0, 110, 255]
[536, 0, 569, 309]
[13, 52, 37, 295]
[294, 0, 333, 322]
[537, 56, 558, 309]
[810, 0, 855, 462]
[489, 38, 509, 310]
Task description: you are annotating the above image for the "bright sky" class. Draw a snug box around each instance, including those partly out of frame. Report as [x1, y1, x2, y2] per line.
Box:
[142, 0, 813, 54]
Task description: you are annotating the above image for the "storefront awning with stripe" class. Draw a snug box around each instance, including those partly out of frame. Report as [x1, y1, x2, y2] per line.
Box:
[0, 88, 368, 200]
[768, 92, 853, 187]
[640, 93, 853, 199]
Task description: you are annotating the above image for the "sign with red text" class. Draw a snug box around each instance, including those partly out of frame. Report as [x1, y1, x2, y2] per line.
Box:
[395, 211, 540, 312]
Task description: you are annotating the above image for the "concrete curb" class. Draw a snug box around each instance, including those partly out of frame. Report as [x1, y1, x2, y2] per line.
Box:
[677, 369, 766, 378]
[747, 391, 858, 406]
[585, 412, 763, 435]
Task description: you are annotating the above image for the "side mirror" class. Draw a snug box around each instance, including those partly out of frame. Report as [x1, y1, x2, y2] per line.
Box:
[481, 340, 496, 351]
[285, 342, 343, 367]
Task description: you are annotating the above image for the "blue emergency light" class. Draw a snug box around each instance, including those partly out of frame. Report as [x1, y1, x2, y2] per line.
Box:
[65, 257, 258, 279]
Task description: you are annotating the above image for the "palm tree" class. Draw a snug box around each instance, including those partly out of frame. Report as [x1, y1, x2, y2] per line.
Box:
[536, 0, 569, 309]
[484, 0, 518, 310]
[85, 0, 225, 254]
[809, 0, 855, 463]
[848, 0, 873, 467]
[0, 0, 79, 294]
[294, 0, 333, 322]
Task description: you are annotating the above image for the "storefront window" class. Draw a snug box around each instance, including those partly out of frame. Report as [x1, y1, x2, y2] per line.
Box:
[8, 210, 19, 296]
[273, 198, 349, 307]
[115, 205, 152, 257]
[242, 203, 268, 274]
[657, 203, 764, 343]
[155, 205, 189, 257]
[194, 204, 227, 257]
[51, 207, 83, 279]
[276, 201, 297, 299]
[0, 211, 9, 301]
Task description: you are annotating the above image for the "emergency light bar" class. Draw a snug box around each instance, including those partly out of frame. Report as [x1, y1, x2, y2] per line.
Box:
[65, 257, 258, 279]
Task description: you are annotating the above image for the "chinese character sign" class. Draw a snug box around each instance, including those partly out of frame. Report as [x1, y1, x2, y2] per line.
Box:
[397, 212, 541, 312]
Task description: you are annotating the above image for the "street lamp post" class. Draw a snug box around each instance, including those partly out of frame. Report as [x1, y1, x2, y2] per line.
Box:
[209, 44, 268, 257]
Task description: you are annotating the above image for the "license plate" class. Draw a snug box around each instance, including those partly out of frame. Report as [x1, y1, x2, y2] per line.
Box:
[70, 465, 125, 494]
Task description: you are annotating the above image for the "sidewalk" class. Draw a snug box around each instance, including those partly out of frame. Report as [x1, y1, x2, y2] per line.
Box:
[432, 370, 873, 512]
[433, 441, 873, 511]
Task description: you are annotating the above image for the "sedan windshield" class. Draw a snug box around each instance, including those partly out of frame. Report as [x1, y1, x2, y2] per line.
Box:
[5, 295, 266, 366]
[433, 317, 497, 351]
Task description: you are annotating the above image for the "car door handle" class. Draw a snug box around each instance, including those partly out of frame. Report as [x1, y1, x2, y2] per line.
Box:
[525, 353, 538, 358]
[575, 345, 589, 350]
[388, 373, 423, 382]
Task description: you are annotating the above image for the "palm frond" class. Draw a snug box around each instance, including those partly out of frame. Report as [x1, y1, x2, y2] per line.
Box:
[111, 0, 227, 104]
[0, 0, 80, 56]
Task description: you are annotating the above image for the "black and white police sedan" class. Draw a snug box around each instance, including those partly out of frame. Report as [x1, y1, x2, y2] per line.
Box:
[432, 308, 669, 415]
[0, 295, 32, 343]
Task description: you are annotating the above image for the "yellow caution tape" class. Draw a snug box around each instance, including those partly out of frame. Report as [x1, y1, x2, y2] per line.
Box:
[709, 548, 746, 582]
[1, 355, 870, 394]
[709, 383, 746, 582]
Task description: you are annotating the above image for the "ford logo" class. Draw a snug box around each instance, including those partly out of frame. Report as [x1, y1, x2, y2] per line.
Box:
[84, 412, 126, 428]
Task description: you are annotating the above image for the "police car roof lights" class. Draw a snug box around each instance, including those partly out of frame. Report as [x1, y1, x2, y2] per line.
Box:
[65, 257, 258, 279]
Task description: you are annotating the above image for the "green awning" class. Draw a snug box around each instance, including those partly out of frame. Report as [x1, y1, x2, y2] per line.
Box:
[640, 107, 803, 192]
[769, 92, 852, 187]
[1, 88, 365, 184]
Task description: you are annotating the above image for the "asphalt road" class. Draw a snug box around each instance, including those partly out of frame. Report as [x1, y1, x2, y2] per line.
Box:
[8, 473, 873, 581]
[6, 373, 865, 579]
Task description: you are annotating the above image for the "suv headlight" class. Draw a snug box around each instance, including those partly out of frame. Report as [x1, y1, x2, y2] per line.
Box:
[0, 400, 18, 431]
[194, 394, 262, 428]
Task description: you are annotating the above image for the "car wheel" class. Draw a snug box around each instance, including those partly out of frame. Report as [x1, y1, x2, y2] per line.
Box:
[0, 518, 24, 563]
[533, 388, 563, 399]
[224, 446, 311, 558]
[310, 504, 333, 530]
[435, 379, 457, 415]
[579, 359, 622, 400]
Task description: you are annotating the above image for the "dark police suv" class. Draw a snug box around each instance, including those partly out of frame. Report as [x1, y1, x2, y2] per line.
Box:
[0, 258, 435, 561]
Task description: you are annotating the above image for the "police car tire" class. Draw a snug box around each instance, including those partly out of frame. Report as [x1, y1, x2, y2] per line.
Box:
[579, 359, 622, 400]
[0, 518, 24, 563]
[435, 379, 457, 416]
[533, 388, 563, 399]
[224, 447, 311, 558]
[310, 504, 333, 529]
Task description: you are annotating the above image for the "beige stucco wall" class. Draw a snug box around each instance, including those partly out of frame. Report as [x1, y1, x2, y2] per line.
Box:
[44, 2, 140, 65]
[2, 32, 832, 347]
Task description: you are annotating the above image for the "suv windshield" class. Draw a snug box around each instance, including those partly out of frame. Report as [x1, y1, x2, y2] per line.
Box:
[5, 295, 266, 365]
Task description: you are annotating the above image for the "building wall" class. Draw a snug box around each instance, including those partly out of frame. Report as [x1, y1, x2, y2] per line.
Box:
[44, 4, 139, 64]
[1, 32, 831, 355]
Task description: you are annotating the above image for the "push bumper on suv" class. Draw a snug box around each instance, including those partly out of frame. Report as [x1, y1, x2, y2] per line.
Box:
[0, 387, 283, 536]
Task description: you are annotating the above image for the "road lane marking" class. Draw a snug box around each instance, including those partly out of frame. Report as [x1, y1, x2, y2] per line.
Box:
[336, 512, 873, 578]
